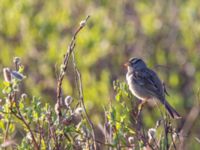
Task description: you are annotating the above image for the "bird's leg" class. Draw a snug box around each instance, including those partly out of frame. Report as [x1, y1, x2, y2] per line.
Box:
[135, 100, 147, 129]
[137, 100, 147, 118]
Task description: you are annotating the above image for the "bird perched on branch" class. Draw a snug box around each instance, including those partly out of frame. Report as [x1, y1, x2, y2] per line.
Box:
[125, 58, 181, 119]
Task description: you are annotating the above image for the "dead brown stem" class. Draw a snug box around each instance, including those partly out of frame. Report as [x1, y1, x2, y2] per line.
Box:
[56, 15, 90, 121]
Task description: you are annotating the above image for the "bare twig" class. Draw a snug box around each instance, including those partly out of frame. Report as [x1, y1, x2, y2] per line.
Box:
[8, 88, 39, 150]
[10, 105, 39, 150]
[70, 40, 97, 148]
[55, 15, 97, 149]
[56, 15, 90, 121]
[4, 115, 11, 144]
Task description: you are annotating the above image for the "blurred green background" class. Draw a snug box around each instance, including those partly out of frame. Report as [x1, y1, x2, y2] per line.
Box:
[0, 0, 200, 149]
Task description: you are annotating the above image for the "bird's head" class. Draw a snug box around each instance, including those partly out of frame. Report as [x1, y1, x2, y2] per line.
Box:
[124, 58, 147, 71]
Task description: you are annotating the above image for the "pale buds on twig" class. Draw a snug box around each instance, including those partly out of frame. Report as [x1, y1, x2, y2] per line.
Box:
[54, 103, 60, 116]
[80, 20, 86, 27]
[79, 15, 90, 27]
[60, 64, 65, 73]
[26, 132, 32, 141]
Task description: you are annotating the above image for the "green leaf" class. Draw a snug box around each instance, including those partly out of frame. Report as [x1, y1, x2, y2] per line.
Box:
[9, 123, 15, 133]
[3, 86, 12, 94]
[115, 92, 121, 102]
[19, 102, 24, 110]
[3, 81, 11, 87]
[0, 121, 5, 132]
[18, 66, 24, 73]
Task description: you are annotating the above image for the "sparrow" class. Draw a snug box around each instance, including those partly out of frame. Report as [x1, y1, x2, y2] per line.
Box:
[125, 58, 181, 119]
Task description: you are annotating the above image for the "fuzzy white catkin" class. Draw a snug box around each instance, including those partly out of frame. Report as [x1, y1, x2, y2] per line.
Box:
[64, 96, 73, 106]
[128, 136, 134, 144]
[13, 57, 21, 65]
[80, 20, 86, 27]
[21, 93, 28, 99]
[74, 107, 83, 116]
[148, 128, 156, 140]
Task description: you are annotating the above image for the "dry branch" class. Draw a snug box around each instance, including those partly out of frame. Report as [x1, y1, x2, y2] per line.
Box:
[56, 15, 90, 120]
[55, 15, 97, 149]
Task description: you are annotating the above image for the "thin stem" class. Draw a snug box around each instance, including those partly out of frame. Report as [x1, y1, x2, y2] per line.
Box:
[10, 109, 39, 150]
[55, 15, 91, 150]
[8, 93, 39, 150]
[76, 69, 97, 150]
[4, 115, 11, 141]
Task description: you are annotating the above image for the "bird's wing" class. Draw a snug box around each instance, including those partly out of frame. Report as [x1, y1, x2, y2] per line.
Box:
[163, 82, 170, 96]
[133, 68, 164, 98]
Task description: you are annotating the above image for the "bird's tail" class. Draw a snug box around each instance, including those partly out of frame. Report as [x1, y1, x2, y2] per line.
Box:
[162, 100, 181, 119]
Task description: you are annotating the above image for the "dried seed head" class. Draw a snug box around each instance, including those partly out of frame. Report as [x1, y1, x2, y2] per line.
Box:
[148, 128, 156, 140]
[62, 118, 72, 126]
[71, 108, 83, 125]
[3, 68, 11, 82]
[80, 20, 86, 27]
[64, 96, 73, 107]
[13, 84, 19, 91]
[128, 136, 134, 144]
[74, 107, 83, 116]
[13, 57, 21, 65]
[26, 132, 32, 141]
[21, 93, 27, 100]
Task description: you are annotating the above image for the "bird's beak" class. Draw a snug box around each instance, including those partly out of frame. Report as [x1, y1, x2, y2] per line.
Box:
[124, 62, 129, 68]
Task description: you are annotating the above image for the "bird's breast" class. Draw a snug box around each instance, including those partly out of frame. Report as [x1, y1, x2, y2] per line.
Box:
[126, 73, 150, 101]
